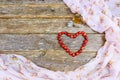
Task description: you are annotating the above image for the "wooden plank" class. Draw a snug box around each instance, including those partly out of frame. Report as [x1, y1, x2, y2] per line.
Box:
[0, 1, 104, 71]
[0, 4, 72, 19]
[41, 50, 96, 71]
[0, 50, 45, 59]
[0, 0, 64, 4]
[0, 0, 104, 72]
[0, 50, 96, 71]
[0, 34, 104, 52]
[0, 19, 96, 33]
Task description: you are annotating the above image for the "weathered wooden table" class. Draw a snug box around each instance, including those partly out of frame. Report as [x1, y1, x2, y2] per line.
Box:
[0, 0, 104, 71]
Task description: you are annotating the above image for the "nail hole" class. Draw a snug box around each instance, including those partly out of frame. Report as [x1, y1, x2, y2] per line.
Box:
[51, 9, 55, 12]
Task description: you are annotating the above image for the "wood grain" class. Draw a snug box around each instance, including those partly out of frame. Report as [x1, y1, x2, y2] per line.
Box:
[0, 0, 64, 4]
[0, 4, 73, 19]
[41, 50, 96, 71]
[0, 34, 104, 52]
[0, 0, 105, 71]
[0, 50, 96, 71]
[0, 19, 96, 33]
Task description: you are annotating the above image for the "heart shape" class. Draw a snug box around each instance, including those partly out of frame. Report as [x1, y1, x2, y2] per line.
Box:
[57, 31, 88, 57]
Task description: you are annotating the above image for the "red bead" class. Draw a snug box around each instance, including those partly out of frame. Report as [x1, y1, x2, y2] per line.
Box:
[69, 51, 73, 55]
[70, 35, 74, 38]
[61, 32, 65, 34]
[57, 31, 88, 57]
[71, 53, 76, 57]
[57, 38, 61, 41]
[83, 40, 88, 44]
[57, 35, 60, 38]
[81, 31, 85, 34]
[58, 32, 62, 36]
[85, 37, 88, 40]
[59, 40, 63, 44]
[63, 46, 68, 50]
[82, 33, 87, 37]
[58, 33, 61, 36]
[66, 33, 71, 36]
[77, 31, 81, 34]
[78, 49, 82, 52]
[75, 33, 79, 36]
[61, 44, 66, 47]
[81, 46, 85, 50]
[73, 34, 77, 38]
[75, 52, 80, 56]
[66, 49, 70, 53]
[85, 40, 88, 43]
[64, 31, 67, 34]
[82, 43, 86, 47]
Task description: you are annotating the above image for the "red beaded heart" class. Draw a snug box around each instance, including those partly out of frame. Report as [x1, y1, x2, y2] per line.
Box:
[57, 31, 88, 57]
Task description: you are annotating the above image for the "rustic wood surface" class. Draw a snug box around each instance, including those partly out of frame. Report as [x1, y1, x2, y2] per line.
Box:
[0, 0, 63, 4]
[0, 0, 105, 71]
[0, 19, 96, 34]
